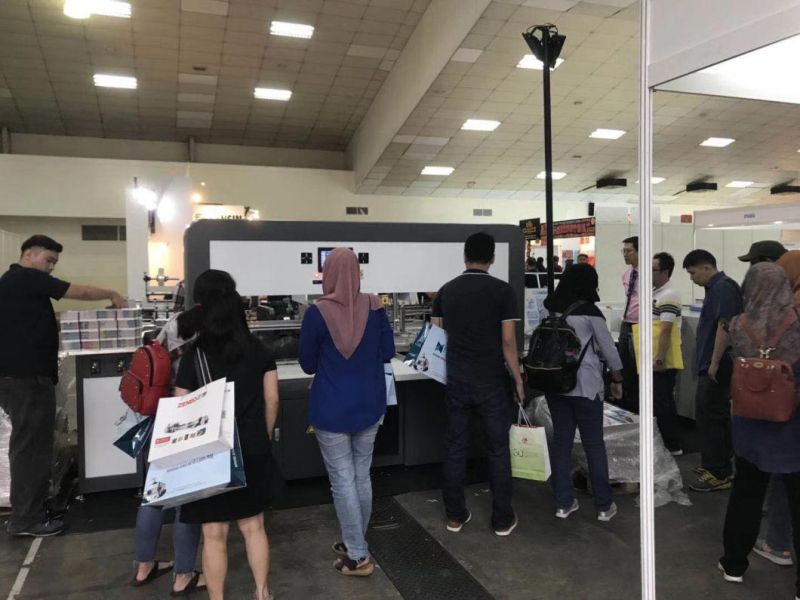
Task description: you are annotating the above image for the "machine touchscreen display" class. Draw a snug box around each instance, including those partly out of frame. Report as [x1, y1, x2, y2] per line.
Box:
[317, 246, 353, 273]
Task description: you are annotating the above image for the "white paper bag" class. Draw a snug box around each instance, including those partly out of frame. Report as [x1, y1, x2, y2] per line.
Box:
[384, 364, 397, 406]
[413, 323, 447, 385]
[142, 429, 246, 508]
[148, 377, 232, 467]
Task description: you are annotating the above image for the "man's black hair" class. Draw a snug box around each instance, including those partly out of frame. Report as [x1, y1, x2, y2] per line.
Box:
[654, 252, 675, 277]
[21, 235, 63, 254]
[577, 253, 589, 259]
[682, 249, 717, 270]
[622, 236, 639, 252]
[464, 232, 495, 263]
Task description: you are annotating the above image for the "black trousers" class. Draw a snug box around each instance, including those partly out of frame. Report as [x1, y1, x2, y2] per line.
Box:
[0, 376, 56, 531]
[653, 370, 680, 452]
[617, 322, 639, 414]
[442, 379, 514, 530]
[721, 456, 800, 596]
[695, 364, 733, 479]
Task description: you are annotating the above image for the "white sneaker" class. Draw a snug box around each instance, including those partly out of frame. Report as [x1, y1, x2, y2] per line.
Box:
[446, 511, 472, 533]
[555, 499, 579, 519]
[597, 502, 618, 522]
[717, 562, 743, 583]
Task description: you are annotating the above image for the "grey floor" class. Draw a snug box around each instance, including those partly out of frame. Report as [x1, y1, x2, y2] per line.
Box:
[0, 456, 796, 599]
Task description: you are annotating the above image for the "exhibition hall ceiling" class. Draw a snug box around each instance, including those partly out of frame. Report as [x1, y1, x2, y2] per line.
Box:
[0, 0, 798, 205]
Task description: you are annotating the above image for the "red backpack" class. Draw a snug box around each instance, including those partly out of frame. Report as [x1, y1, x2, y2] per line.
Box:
[119, 341, 172, 416]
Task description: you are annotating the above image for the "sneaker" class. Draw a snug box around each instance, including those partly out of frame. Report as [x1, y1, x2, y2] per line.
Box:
[752, 540, 794, 566]
[555, 499, 580, 519]
[693, 465, 708, 475]
[494, 514, 518, 537]
[717, 561, 743, 583]
[597, 503, 618, 522]
[689, 471, 732, 492]
[669, 449, 684, 456]
[8, 518, 64, 538]
[446, 511, 472, 533]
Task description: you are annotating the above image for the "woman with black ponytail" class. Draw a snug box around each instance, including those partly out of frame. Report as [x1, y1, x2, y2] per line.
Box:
[174, 270, 280, 600]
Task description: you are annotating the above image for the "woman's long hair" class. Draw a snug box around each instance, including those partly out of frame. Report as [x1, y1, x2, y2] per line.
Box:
[187, 269, 250, 364]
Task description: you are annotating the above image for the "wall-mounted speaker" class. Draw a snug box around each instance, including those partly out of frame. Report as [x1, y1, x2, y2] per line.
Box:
[588, 202, 595, 216]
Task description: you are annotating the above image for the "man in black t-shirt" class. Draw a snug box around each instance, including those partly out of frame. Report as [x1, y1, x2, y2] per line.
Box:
[0, 235, 126, 537]
[432, 232, 524, 537]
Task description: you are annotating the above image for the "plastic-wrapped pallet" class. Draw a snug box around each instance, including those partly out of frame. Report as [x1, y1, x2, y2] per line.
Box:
[0, 406, 11, 508]
[526, 398, 690, 508]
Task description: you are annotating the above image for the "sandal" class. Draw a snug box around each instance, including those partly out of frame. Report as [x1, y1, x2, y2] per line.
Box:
[130, 561, 174, 587]
[331, 541, 348, 557]
[333, 556, 374, 577]
[170, 571, 207, 597]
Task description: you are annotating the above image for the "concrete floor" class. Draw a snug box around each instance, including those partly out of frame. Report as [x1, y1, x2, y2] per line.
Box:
[0, 455, 796, 599]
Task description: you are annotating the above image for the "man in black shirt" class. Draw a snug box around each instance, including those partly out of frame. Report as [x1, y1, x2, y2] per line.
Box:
[432, 232, 524, 536]
[0, 235, 126, 537]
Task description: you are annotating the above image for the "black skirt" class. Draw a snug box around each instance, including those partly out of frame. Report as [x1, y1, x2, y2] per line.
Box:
[180, 451, 282, 524]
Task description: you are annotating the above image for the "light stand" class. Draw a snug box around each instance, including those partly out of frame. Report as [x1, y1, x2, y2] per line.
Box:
[522, 24, 565, 295]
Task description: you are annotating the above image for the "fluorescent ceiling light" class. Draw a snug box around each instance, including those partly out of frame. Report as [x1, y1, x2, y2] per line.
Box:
[651, 177, 665, 184]
[700, 137, 735, 147]
[775, 220, 784, 225]
[64, 0, 131, 19]
[270, 21, 314, 39]
[93, 74, 137, 89]
[421, 166, 454, 176]
[725, 180, 754, 188]
[589, 128, 626, 140]
[462, 119, 501, 131]
[517, 54, 564, 70]
[254, 87, 291, 101]
[536, 171, 566, 180]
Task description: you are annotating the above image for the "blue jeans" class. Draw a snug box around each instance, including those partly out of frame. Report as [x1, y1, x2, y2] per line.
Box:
[315, 422, 380, 562]
[442, 380, 514, 531]
[134, 505, 201, 575]
[546, 394, 613, 511]
[761, 475, 793, 552]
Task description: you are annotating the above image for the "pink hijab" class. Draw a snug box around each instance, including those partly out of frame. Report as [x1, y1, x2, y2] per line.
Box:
[316, 248, 383, 359]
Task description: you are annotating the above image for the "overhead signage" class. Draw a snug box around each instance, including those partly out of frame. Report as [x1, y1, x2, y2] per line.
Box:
[533, 217, 596, 242]
[193, 205, 258, 221]
[519, 218, 541, 240]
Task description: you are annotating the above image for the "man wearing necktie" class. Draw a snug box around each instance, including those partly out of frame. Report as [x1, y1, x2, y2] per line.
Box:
[618, 236, 639, 413]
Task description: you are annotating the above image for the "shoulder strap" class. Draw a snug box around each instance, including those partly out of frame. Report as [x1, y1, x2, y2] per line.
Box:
[561, 301, 586, 319]
[576, 334, 594, 366]
[767, 310, 798, 348]
[193, 347, 212, 386]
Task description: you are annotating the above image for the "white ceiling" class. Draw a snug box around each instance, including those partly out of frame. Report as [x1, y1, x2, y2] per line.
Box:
[0, 0, 798, 205]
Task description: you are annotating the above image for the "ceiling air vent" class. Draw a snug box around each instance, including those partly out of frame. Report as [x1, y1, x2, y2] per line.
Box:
[473, 208, 493, 216]
[81, 225, 125, 241]
[596, 177, 627, 189]
[686, 181, 718, 193]
[771, 184, 800, 195]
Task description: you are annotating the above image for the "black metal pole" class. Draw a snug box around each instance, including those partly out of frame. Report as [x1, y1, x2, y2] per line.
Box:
[541, 27, 555, 295]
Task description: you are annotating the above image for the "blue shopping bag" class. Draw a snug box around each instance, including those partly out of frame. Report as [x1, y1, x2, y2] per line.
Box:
[113, 414, 154, 459]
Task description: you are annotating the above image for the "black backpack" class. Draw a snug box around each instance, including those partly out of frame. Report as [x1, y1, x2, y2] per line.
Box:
[524, 302, 593, 394]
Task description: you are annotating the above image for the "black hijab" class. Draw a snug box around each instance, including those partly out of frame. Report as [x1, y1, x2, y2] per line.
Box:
[544, 263, 604, 317]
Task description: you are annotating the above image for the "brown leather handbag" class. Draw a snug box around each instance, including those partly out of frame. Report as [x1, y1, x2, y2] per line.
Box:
[731, 311, 800, 423]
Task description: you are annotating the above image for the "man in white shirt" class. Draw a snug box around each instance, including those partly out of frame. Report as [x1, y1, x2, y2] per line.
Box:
[652, 252, 683, 454]
[618, 236, 639, 412]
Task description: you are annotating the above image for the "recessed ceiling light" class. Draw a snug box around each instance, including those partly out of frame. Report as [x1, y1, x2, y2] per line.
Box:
[254, 87, 291, 101]
[517, 55, 564, 70]
[270, 21, 314, 39]
[775, 220, 785, 225]
[725, 180, 754, 188]
[536, 171, 566, 180]
[589, 128, 626, 140]
[651, 177, 665, 184]
[93, 74, 137, 89]
[462, 119, 501, 131]
[700, 137, 735, 147]
[421, 166, 454, 176]
[191, 192, 203, 203]
[64, 0, 131, 19]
